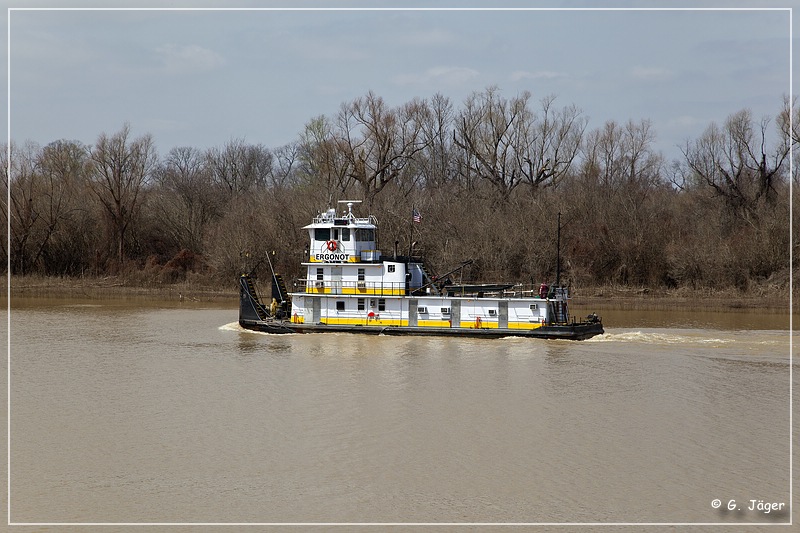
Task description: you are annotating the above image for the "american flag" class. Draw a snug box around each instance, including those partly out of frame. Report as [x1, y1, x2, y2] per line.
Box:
[412, 208, 422, 223]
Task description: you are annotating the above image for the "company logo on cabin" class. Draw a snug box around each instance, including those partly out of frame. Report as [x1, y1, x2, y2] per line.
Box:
[315, 240, 350, 262]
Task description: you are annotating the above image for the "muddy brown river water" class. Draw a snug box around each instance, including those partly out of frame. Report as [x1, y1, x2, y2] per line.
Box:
[5, 298, 794, 527]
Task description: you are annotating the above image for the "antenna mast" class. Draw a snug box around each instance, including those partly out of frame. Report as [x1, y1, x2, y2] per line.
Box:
[556, 212, 562, 287]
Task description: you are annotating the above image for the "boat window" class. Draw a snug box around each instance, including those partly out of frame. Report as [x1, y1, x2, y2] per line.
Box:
[336, 301, 345, 311]
[332, 229, 339, 240]
[316, 268, 324, 281]
[529, 304, 538, 311]
[441, 308, 451, 315]
[488, 309, 497, 316]
[417, 307, 428, 314]
[378, 299, 386, 311]
[315, 228, 330, 241]
[341, 228, 350, 241]
[357, 268, 365, 281]
[358, 298, 365, 311]
[356, 228, 374, 241]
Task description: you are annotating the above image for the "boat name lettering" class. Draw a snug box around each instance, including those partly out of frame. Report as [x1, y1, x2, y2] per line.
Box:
[315, 252, 351, 262]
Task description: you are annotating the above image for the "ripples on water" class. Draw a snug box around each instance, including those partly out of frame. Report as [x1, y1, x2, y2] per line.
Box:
[8, 302, 793, 525]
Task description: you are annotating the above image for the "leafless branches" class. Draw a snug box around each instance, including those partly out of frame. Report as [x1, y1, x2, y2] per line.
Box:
[3, 90, 793, 293]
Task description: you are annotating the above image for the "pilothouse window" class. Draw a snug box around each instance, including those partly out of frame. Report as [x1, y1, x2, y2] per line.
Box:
[356, 229, 374, 241]
[315, 228, 330, 241]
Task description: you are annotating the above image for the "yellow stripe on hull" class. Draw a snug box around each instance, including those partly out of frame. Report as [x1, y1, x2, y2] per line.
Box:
[319, 317, 406, 327]
[288, 317, 542, 330]
[461, 321, 499, 329]
[460, 321, 543, 330]
[508, 322, 543, 330]
[417, 319, 452, 328]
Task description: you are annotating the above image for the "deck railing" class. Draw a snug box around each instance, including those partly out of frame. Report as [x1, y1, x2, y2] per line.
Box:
[293, 279, 407, 296]
[291, 279, 571, 299]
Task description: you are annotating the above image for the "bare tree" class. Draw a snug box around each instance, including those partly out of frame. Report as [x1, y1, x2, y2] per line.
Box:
[269, 141, 301, 189]
[0, 144, 7, 270]
[453, 87, 530, 199]
[523, 95, 587, 190]
[453, 89, 585, 200]
[6, 140, 95, 275]
[681, 108, 790, 225]
[153, 146, 219, 253]
[8, 142, 41, 274]
[4, 88, 792, 294]
[778, 95, 799, 185]
[581, 119, 663, 189]
[581, 122, 619, 186]
[207, 138, 273, 194]
[417, 92, 456, 188]
[88, 124, 157, 266]
[36, 140, 91, 271]
[337, 91, 430, 204]
[298, 115, 355, 201]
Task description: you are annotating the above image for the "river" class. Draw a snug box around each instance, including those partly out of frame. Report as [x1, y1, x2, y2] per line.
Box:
[6, 297, 794, 527]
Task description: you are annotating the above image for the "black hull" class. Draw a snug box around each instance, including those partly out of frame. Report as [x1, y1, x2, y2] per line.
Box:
[238, 319, 604, 341]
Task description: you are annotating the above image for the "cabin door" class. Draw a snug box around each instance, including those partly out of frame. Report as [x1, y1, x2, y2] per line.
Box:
[498, 301, 508, 329]
[450, 300, 461, 328]
[309, 297, 321, 323]
[331, 266, 342, 294]
[408, 299, 418, 327]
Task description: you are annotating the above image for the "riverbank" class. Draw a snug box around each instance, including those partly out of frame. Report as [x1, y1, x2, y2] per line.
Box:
[4, 274, 793, 312]
[6, 274, 235, 303]
[573, 284, 792, 312]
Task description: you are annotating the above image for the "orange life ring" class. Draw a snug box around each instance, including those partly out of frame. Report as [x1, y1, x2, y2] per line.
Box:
[326, 240, 338, 251]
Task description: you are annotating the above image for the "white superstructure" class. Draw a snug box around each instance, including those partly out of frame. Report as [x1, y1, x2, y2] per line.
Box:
[287, 202, 567, 331]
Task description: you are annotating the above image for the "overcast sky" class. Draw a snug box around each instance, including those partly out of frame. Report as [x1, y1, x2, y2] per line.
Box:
[4, 1, 796, 163]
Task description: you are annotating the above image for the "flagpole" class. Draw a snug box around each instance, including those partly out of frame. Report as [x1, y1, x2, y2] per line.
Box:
[408, 205, 414, 258]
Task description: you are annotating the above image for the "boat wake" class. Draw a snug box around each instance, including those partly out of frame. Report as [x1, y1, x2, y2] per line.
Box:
[219, 322, 298, 335]
[587, 330, 735, 346]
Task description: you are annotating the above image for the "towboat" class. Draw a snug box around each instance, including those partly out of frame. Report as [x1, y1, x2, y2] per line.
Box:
[238, 202, 603, 340]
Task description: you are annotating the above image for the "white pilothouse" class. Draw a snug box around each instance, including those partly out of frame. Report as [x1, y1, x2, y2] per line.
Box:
[239, 201, 603, 340]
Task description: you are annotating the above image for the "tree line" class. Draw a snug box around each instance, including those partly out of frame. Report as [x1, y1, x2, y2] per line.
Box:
[3, 87, 796, 294]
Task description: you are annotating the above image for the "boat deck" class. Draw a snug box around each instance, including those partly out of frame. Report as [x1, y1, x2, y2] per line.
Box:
[239, 318, 604, 340]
